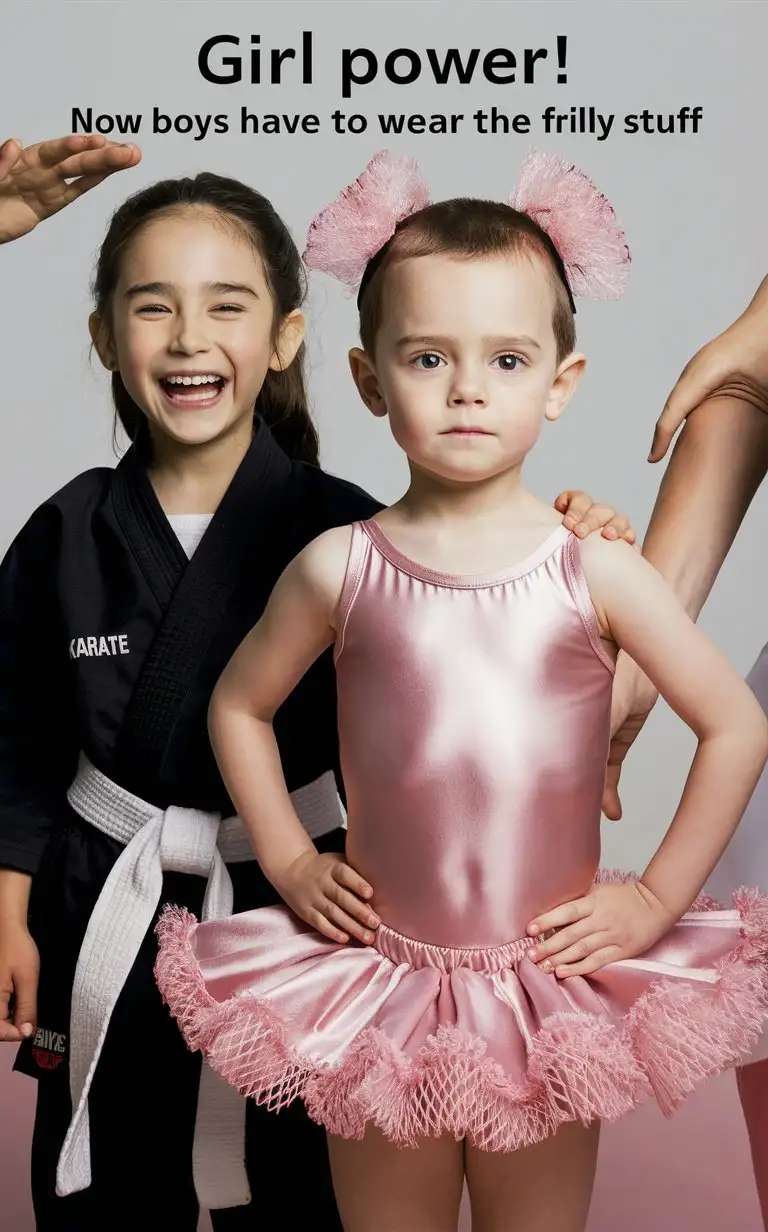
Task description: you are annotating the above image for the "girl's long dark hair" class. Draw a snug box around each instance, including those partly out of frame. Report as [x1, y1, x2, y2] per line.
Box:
[92, 172, 319, 464]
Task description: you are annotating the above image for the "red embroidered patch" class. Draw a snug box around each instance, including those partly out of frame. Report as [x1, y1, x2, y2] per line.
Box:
[31, 1047, 64, 1071]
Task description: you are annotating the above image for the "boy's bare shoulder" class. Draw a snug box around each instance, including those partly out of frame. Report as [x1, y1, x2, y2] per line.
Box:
[571, 532, 648, 635]
[286, 523, 356, 612]
[574, 532, 677, 644]
[299, 523, 355, 572]
[574, 528, 641, 581]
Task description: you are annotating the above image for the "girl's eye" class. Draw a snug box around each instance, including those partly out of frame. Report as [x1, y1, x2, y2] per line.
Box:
[135, 303, 245, 316]
[411, 353, 444, 370]
[493, 354, 525, 372]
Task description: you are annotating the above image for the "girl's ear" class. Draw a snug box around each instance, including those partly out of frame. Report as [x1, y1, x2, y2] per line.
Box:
[89, 313, 117, 371]
[348, 348, 388, 418]
[545, 352, 586, 423]
[268, 310, 306, 372]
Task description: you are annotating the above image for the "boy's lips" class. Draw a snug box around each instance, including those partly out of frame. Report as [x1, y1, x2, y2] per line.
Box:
[442, 427, 492, 435]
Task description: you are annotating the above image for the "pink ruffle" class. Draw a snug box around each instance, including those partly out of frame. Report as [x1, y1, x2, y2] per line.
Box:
[155, 885, 768, 1152]
[509, 148, 631, 300]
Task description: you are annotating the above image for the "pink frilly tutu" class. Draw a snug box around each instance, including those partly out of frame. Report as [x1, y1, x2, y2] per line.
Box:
[155, 875, 768, 1152]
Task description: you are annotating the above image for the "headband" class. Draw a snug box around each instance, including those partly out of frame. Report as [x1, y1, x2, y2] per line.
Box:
[303, 148, 630, 302]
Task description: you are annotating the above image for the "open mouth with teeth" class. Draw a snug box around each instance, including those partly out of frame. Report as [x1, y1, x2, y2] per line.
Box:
[159, 374, 227, 407]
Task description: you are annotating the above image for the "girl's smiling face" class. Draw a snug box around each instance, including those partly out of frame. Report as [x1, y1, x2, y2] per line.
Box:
[349, 249, 585, 486]
[91, 208, 304, 448]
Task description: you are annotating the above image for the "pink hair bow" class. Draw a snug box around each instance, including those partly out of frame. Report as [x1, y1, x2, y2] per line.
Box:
[303, 148, 630, 300]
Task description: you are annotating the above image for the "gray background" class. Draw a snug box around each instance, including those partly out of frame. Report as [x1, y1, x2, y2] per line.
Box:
[1, 3, 767, 1230]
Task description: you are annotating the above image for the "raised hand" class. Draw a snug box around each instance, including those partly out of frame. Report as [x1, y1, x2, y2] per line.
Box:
[0, 133, 141, 244]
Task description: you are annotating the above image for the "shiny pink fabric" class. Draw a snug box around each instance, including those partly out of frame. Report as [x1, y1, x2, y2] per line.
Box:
[156, 522, 768, 1150]
[336, 520, 614, 948]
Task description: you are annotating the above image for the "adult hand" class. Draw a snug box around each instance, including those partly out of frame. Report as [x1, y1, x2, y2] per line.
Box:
[602, 654, 659, 821]
[0, 133, 141, 244]
[650, 279, 768, 462]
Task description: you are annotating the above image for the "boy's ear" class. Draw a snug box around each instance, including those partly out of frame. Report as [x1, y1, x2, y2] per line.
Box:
[545, 353, 586, 423]
[349, 348, 388, 418]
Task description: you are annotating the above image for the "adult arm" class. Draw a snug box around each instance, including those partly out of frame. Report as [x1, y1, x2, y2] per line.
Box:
[605, 397, 768, 818]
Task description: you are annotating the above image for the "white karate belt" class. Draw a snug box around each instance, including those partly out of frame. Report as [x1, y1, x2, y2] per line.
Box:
[55, 753, 345, 1209]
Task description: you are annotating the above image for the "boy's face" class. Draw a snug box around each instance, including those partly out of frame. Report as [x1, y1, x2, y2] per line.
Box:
[351, 250, 583, 485]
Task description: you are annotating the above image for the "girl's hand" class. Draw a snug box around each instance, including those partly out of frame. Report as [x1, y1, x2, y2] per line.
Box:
[277, 851, 380, 945]
[527, 882, 674, 979]
[0, 919, 39, 1042]
[0, 134, 141, 244]
[554, 490, 637, 544]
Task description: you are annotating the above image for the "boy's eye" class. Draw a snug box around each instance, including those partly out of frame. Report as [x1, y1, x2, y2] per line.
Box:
[136, 304, 169, 315]
[412, 353, 444, 370]
[213, 304, 245, 313]
[493, 354, 524, 372]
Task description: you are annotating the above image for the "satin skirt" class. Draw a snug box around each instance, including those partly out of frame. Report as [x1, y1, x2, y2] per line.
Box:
[155, 873, 768, 1151]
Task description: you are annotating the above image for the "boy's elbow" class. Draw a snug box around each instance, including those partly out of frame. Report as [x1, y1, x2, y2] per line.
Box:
[207, 683, 225, 744]
[740, 688, 768, 750]
[208, 669, 239, 737]
[695, 692, 768, 754]
[207, 677, 276, 739]
[721, 699, 768, 767]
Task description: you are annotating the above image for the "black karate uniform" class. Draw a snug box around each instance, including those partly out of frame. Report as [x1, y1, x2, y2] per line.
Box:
[0, 417, 382, 1230]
